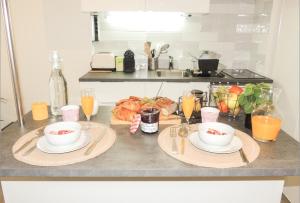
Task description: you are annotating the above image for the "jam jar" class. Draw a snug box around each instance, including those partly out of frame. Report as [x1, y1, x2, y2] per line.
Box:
[140, 108, 160, 134]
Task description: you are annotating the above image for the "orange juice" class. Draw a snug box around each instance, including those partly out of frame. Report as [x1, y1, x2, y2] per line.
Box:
[182, 95, 195, 120]
[252, 115, 281, 141]
[81, 96, 94, 116]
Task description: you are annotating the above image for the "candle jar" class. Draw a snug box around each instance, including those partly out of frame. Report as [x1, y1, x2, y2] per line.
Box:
[32, 102, 48, 121]
[140, 108, 160, 134]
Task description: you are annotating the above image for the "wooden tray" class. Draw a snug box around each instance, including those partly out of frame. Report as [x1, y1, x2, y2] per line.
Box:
[110, 114, 181, 125]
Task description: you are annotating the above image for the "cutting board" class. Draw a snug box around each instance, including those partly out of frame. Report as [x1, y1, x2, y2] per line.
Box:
[110, 114, 181, 125]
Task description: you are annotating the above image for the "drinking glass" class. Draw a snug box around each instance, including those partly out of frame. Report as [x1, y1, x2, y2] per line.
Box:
[81, 88, 94, 126]
[182, 90, 195, 127]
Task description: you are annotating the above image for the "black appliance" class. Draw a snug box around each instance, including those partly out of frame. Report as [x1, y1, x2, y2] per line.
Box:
[197, 59, 219, 77]
[123, 50, 135, 73]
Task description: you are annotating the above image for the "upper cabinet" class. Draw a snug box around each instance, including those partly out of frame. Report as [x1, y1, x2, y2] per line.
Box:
[81, 0, 146, 12]
[81, 0, 210, 13]
[146, 0, 210, 13]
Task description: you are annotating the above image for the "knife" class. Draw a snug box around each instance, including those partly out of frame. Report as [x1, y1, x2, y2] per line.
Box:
[84, 129, 107, 156]
[239, 148, 249, 163]
[22, 144, 37, 156]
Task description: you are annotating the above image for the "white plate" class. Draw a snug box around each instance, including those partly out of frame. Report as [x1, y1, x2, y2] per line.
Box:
[37, 133, 90, 154]
[188, 132, 243, 154]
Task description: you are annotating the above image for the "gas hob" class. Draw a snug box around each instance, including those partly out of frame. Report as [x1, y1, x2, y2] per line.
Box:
[220, 69, 266, 79]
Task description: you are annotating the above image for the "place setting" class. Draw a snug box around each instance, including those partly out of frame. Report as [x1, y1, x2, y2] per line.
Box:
[12, 88, 116, 167]
[157, 90, 260, 168]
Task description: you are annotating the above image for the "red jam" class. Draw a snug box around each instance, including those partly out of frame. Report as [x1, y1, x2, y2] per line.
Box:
[140, 108, 160, 134]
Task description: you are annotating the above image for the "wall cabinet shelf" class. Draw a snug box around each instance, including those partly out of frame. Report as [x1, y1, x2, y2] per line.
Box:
[81, 0, 210, 13]
[146, 0, 209, 13]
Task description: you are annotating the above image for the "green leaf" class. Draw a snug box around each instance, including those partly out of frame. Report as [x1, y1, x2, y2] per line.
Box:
[256, 97, 263, 106]
[253, 88, 261, 98]
[244, 86, 254, 96]
[244, 103, 253, 114]
[238, 94, 245, 105]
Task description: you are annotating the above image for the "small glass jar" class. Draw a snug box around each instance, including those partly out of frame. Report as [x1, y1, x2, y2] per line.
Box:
[140, 108, 160, 134]
[251, 88, 282, 142]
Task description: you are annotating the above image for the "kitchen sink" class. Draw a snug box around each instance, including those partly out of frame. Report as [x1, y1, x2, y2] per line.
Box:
[156, 69, 188, 77]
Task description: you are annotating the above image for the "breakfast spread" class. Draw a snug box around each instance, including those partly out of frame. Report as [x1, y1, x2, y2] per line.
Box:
[112, 96, 177, 122]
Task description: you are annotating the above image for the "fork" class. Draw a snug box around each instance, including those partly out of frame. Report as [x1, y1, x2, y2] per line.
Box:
[14, 126, 45, 154]
[170, 127, 178, 154]
[21, 126, 46, 156]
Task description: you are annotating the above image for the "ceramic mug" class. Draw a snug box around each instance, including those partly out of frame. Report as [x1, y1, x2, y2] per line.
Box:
[201, 107, 220, 123]
[61, 105, 79, 122]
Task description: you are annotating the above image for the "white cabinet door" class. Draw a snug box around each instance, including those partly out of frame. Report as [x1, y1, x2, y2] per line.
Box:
[157, 82, 210, 102]
[81, 0, 146, 12]
[146, 0, 210, 13]
[80, 82, 210, 106]
[80, 82, 145, 106]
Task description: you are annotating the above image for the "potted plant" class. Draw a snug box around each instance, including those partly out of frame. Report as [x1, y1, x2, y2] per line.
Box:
[238, 83, 271, 129]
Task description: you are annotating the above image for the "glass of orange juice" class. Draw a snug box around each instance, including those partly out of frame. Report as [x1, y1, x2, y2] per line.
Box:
[252, 115, 281, 142]
[81, 88, 94, 126]
[182, 90, 195, 127]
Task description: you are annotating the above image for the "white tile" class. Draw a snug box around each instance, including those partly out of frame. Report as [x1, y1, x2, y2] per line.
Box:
[93, 1, 271, 71]
[182, 32, 218, 42]
[100, 31, 147, 41]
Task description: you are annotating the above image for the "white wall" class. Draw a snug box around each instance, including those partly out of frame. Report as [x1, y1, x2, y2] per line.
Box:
[94, 0, 273, 70]
[42, 0, 92, 105]
[1, 0, 92, 120]
[267, 0, 300, 202]
[0, 10, 17, 128]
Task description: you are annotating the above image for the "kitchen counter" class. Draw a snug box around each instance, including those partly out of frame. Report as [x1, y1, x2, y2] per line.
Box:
[0, 106, 299, 178]
[79, 71, 273, 84]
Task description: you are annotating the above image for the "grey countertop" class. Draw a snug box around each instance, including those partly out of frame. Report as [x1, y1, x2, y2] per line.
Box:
[79, 71, 273, 83]
[0, 107, 299, 178]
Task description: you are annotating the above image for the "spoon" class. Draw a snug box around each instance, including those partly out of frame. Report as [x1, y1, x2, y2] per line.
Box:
[178, 124, 188, 154]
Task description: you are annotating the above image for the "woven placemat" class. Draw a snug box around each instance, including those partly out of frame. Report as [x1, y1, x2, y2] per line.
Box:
[158, 124, 260, 168]
[12, 122, 116, 166]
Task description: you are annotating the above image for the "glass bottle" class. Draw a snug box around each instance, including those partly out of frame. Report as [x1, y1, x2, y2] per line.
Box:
[251, 87, 282, 142]
[49, 51, 68, 116]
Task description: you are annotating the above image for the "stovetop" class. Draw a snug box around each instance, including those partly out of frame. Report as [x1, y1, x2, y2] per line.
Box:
[190, 69, 266, 79]
[220, 69, 266, 79]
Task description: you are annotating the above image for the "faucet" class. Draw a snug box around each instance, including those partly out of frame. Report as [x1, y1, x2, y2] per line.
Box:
[169, 56, 174, 70]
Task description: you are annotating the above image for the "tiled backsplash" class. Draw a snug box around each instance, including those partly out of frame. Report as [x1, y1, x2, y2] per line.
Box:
[93, 0, 273, 71]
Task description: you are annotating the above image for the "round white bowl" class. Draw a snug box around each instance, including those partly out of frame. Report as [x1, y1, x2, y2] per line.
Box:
[198, 122, 235, 146]
[44, 121, 81, 146]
